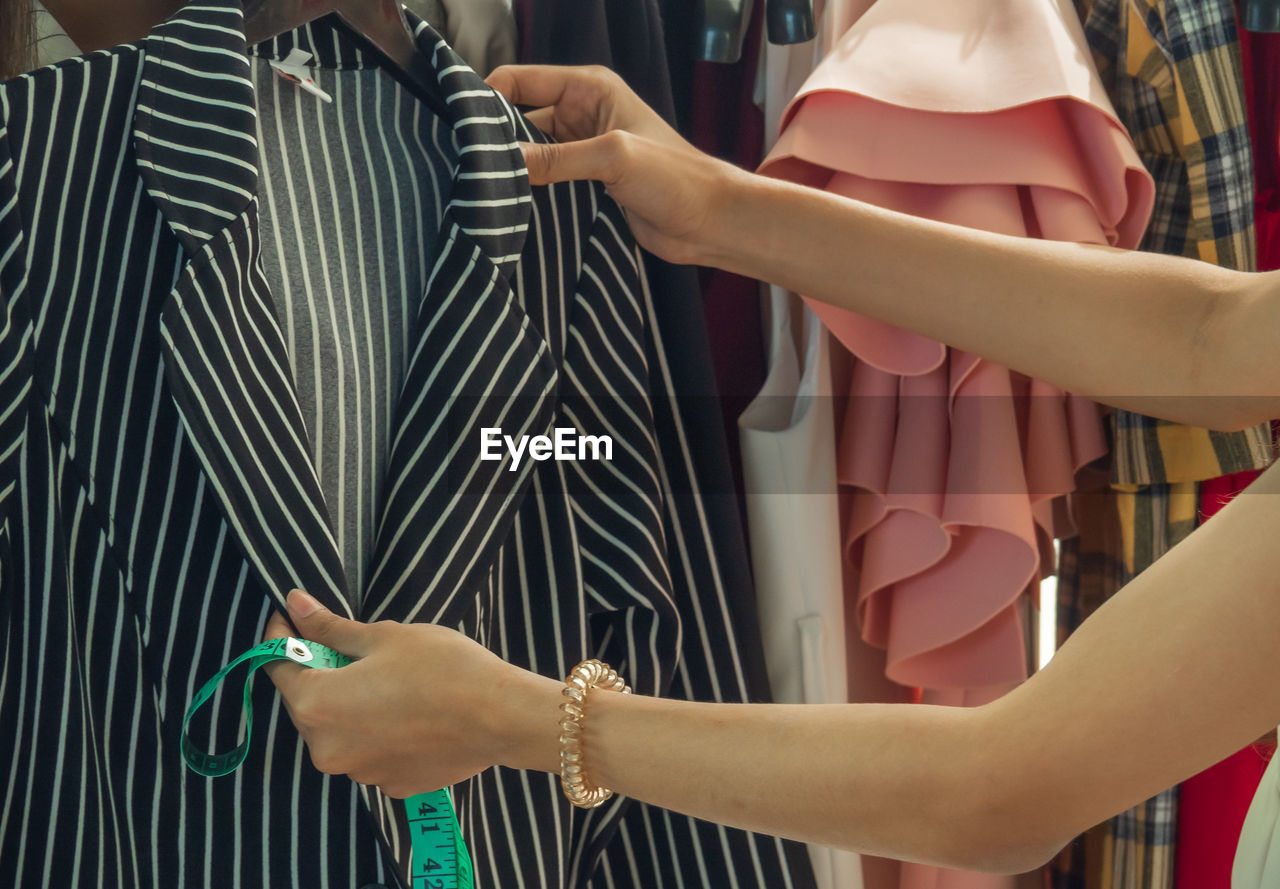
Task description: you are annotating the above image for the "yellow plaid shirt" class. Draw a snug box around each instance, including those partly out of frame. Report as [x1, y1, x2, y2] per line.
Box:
[1054, 2, 1272, 889]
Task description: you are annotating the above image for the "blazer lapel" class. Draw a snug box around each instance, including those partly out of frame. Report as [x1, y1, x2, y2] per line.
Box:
[364, 26, 558, 623]
[134, 1, 352, 615]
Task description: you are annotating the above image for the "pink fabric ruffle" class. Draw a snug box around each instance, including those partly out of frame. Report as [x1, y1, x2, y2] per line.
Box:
[759, 0, 1154, 696]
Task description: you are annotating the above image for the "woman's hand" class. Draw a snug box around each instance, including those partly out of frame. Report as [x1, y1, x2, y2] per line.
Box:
[264, 590, 562, 798]
[485, 64, 749, 266]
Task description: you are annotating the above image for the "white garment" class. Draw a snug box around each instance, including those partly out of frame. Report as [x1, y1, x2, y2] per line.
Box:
[1233, 743, 1280, 887]
[405, 0, 516, 76]
[740, 300, 848, 712]
[739, 5, 874, 888]
[741, 292, 865, 889]
[742, 305, 870, 889]
[32, 0, 81, 68]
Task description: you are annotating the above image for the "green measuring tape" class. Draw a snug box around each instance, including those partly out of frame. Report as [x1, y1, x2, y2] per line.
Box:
[182, 636, 475, 889]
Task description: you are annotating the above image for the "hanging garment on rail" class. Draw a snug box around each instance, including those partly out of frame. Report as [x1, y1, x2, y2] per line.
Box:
[31, 0, 79, 67]
[738, 6, 880, 889]
[1174, 474, 1268, 889]
[1173, 27, 1280, 886]
[760, 0, 1150, 704]
[404, 0, 516, 75]
[0, 6, 805, 889]
[1242, 23, 1280, 269]
[512, 5, 816, 887]
[1053, 2, 1273, 887]
[759, 3, 1154, 889]
[1071, 0, 1270, 494]
[1234, 740, 1280, 889]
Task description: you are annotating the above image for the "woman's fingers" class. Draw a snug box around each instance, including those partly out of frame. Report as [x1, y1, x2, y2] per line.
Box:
[262, 589, 370, 696]
[486, 65, 740, 268]
[282, 589, 374, 657]
[262, 606, 305, 687]
[484, 64, 564, 109]
[488, 64, 673, 145]
[522, 106, 555, 136]
[486, 64, 611, 115]
[258, 596, 556, 795]
[262, 589, 370, 657]
[520, 132, 632, 187]
[263, 607, 293, 642]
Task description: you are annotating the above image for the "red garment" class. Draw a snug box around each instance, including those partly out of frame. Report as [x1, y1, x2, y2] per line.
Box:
[513, 0, 534, 63]
[1176, 736, 1273, 889]
[1172, 471, 1269, 889]
[1240, 21, 1280, 269]
[689, 6, 767, 470]
[1172, 24, 1280, 887]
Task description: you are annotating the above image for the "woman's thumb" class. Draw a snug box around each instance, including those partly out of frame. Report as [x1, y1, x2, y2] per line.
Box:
[521, 136, 620, 187]
[286, 589, 372, 658]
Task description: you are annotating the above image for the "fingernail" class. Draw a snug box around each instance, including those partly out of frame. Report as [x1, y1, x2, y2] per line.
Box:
[288, 589, 321, 618]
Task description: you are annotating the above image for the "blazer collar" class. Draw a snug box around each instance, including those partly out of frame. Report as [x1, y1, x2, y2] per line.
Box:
[133, 1, 532, 273]
[136, 1, 552, 618]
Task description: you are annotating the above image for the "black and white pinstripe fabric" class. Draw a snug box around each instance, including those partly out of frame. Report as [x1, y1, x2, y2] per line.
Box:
[0, 4, 815, 888]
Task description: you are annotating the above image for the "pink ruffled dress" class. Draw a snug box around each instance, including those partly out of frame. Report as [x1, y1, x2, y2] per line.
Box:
[758, 0, 1155, 707]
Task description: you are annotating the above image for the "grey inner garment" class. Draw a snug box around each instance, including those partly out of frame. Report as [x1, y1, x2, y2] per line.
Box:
[252, 55, 459, 600]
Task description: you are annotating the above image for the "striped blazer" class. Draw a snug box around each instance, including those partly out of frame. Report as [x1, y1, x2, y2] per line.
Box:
[0, 5, 815, 889]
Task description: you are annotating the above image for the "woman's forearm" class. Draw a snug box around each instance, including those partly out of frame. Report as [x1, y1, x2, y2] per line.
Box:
[268, 463, 1280, 873]
[498, 676, 1035, 872]
[586, 697, 1048, 873]
[261, 67, 1280, 872]
[596, 698, 1035, 870]
[494, 465, 1280, 875]
[707, 170, 1280, 429]
[493, 64, 1280, 427]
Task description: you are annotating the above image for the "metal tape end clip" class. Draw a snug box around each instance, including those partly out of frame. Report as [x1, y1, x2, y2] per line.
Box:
[285, 637, 315, 664]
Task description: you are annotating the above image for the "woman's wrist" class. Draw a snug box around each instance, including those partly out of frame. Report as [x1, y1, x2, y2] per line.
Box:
[487, 667, 564, 773]
[697, 168, 803, 287]
[695, 163, 760, 272]
[484, 661, 637, 792]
